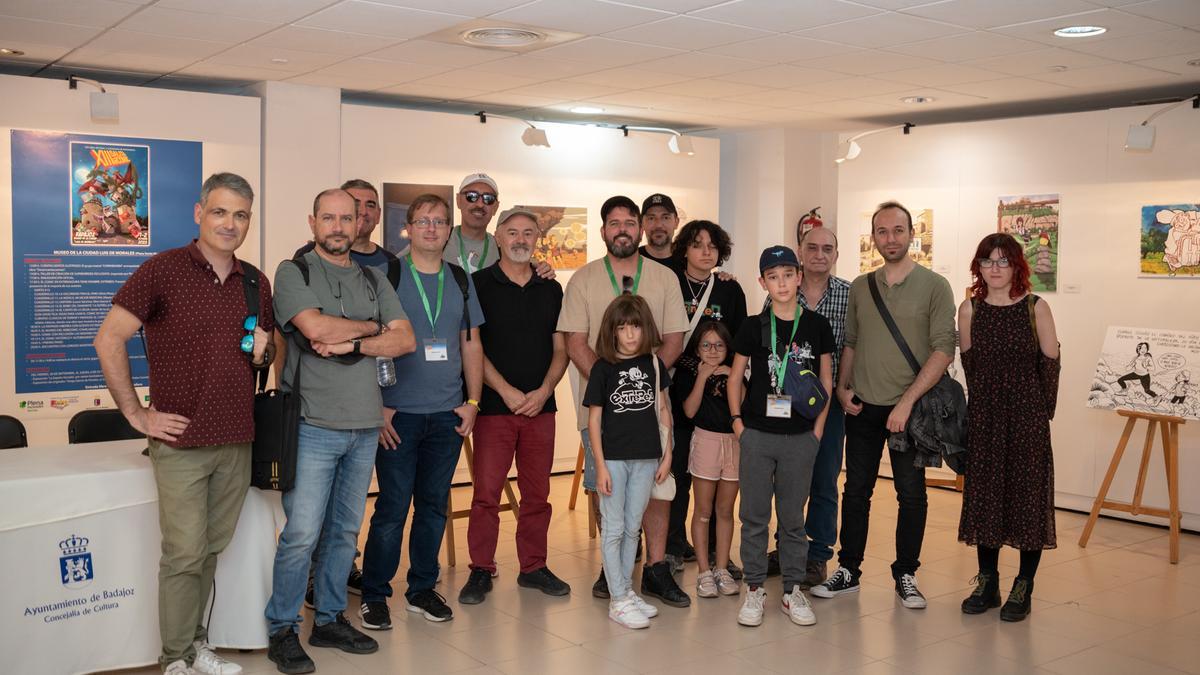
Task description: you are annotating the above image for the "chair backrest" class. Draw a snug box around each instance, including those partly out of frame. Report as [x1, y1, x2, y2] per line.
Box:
[0, 414, 27, 449]
[67, 409, 145, 444]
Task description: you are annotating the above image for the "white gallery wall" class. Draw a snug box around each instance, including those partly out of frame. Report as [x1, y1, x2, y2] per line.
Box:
[0, 74, 261, 445]
[836, 104, 1200, 531]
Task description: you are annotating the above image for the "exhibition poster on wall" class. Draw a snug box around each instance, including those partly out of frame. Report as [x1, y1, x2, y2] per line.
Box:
[997, 194, 1058, 292]
[859, 208, 933, 274]
[10, 130, 201, 402]
[381, 182, 454, 258]
[516, 204, 588, 271]
[1140, 204, 1200, 278]
[1087, 325, 1200, 421]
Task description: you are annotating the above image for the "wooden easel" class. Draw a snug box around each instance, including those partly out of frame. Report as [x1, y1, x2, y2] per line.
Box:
[567, 441, 598, 538]
[443, 435, 520, 567]
[1079, 410, 1185, 563]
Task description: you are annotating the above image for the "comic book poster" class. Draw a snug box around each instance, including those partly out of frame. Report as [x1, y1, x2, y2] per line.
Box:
[859, 208, 933, 273]
[517, 204, 588, 270]
[998, 194, 1058, 292]
[381, 182, 454, 257]
[1088, 326, 1200, 421]
[71, 141, 149, 246]
[1140, 204, 1200, 278]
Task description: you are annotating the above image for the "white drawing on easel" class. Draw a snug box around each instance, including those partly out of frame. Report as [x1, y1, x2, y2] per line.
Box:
[1088, 326, 1200, 421]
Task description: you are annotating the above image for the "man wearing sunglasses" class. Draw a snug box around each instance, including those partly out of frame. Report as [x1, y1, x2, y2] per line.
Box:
[559, 195, 692, 609]
[95, 172, 274, 675]
[445, 173, 502, 274]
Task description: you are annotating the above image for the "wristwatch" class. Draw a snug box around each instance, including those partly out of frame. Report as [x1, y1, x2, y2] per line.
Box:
[351, 339, 362, 355]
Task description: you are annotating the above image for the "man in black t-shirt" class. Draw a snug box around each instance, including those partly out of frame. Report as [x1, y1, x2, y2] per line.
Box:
[461, 208, 570, 606]
[638, 193, 685, 274]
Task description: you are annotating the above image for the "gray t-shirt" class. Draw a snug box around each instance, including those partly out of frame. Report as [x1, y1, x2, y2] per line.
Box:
[273, 251, 407, 430]
[442, 226, 499, 275]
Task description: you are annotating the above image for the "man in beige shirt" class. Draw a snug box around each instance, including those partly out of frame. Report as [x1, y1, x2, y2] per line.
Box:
[558, 195, 691, 608]
[810, 201, 955, 611]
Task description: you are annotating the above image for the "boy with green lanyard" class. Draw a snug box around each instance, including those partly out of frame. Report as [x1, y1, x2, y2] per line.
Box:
[728, 246, 834, 628]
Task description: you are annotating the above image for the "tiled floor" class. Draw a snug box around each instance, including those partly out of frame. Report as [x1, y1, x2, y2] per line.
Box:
[110, 474, 1200, 675]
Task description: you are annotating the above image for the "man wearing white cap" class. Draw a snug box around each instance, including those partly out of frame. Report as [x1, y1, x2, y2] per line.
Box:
[446, 173, 502, 274]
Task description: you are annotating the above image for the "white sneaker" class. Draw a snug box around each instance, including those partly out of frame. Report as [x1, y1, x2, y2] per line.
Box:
[896, 574, 927, 609]
[714, 568, 739, 596]
[164, 660, 197, 675]
[696, 570, 718, 598]
[737, 586, 766, 627]
[781, 585, 817, 626]
[609, 596, 650, 629]
[626, 590, 659, 618]
[192, 641, 242, 675]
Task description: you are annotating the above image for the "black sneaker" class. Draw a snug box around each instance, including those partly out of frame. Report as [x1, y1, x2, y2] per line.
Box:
[895, 574, 927, 609]
[800, 560, 827, 590]
[458, 568, 493, 605]
[1000, 577, 1033, 622]
[268, 627, 315, 674]
[406, 589, 453, 622]
[726, 561, 744, 581]
[681, 542, 696, 563]
[592, 568, 610, 599]
[303, 577, 315, 610]
[640, 561, 691, 607]
[766, 549, 781, 577]
[961, 571, 1001, 615]
[347, 562, 363, 596]
[309, 613, 378, 654]
[810, 566, 860, 598]
[517, 567, 571, 596]
[359, 601, 391, 631]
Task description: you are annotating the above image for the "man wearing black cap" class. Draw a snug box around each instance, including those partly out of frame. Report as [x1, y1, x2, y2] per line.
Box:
[638, 193, 685, 274]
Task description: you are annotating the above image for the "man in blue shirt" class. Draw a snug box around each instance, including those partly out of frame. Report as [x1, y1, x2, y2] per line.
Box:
[359, 193, 485, 629]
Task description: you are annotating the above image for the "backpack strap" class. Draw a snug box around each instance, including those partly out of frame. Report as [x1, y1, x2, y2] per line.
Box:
[446, 262, 472, 342]
[239, 260, 268, 391]
[385, 252, 402, 289]
[1027, 294, 1039, 346]
[867, 273, 922, 376]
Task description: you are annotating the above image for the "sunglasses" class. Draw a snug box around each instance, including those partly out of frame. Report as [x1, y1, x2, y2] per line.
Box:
[462, 190, 497, 206]
[621, 275, 633, 295]
[241, 315, 257, 353]
[978, 257, 1011, 268]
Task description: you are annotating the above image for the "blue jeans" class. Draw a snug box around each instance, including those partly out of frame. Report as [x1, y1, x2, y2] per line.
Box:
[361, 411, 463, 603]
[266, 421, 378, 633]
[806, 398, 846, 563]
[599, 459, 656, 599]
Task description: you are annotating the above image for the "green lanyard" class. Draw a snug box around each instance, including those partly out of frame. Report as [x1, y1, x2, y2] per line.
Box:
[406, 255, 444, 335]
[603, 255, 643, 296]
[771, 305, 802, 394]
[456, 228, 489, 274]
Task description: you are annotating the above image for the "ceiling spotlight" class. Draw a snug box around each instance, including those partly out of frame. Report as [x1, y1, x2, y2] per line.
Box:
[668, 133, 694, 156]
[521, 126, 550, 147]
[900, 96, 935, 104]
[0, 48, 25, 56]
[569, 106, 604, 114]
[70, 75, 119, 123]
[1188, 59, 1200, 67]
[270, 57, 289, 64]
[835, 123, 913, 165]
[1124, 94, 1200, 153]
[1053, 25, 1106, 38]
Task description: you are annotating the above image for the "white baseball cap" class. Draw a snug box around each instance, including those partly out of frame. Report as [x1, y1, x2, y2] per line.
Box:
[459, 172, 498, 194]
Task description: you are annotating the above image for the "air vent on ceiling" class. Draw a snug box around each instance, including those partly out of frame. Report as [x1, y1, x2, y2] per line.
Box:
[463, 28, 544, 48]
[421, 19, 583, 54]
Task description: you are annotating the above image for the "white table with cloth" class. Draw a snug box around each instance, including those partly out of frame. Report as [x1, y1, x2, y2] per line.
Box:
[0, 440, 284, 675]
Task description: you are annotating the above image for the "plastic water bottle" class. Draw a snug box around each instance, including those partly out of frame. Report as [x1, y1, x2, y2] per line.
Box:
[376, 356, 396, 387]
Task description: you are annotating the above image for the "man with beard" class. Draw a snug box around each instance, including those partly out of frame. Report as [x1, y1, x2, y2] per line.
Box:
[558, 195, 691, 607]
[445, 173, 502, 274]
[810, 201, 955, 611]
[459, 208, 570, 605]
[638, 193, 684, 274]
[265, 189, 414, 674]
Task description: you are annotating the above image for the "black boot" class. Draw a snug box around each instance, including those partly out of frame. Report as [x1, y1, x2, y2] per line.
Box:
[592, 568, 610, 599]
[641, 561, 691, 607]
[1000, 577, 1033, 622]
[961, 571, 1001, 614]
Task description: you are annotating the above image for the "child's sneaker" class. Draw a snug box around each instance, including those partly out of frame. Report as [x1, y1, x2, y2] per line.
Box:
[625, 590, 659, 618]
[737, 586, 766, 627]
[781, 585, 816, 626]
[696, 570, 718, 598]
[609, 596, 649, 629]
[714, 568, 739, 596]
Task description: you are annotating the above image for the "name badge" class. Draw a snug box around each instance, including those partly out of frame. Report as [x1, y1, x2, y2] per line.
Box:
[766, 395, 792, 419]
[424, 338, 448, 362]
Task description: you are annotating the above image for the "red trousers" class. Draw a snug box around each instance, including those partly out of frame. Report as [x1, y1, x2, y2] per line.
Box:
[467, 412, 556, 574]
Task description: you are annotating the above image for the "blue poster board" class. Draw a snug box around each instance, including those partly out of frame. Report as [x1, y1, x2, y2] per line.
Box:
[10, 130, 202, 394]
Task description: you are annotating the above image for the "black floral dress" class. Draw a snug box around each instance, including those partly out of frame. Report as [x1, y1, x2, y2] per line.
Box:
[959, 297, 1059, 550]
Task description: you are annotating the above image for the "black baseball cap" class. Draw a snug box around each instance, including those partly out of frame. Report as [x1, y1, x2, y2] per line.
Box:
[641, 193, 677, 216]
[759, 245, 800, 274]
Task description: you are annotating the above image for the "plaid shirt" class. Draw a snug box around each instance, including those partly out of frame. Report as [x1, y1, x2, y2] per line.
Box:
[763, 273, 851, 384]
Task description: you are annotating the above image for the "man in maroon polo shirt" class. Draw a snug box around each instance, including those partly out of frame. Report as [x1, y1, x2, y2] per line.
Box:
[94, 172, 274, 675]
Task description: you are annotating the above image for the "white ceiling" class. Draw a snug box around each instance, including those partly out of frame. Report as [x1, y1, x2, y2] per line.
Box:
[1, 0, 1199, 131]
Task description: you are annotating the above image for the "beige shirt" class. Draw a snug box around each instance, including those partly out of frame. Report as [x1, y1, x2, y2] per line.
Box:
[844, 265, 956, 406]
[557, 255, 689, 430]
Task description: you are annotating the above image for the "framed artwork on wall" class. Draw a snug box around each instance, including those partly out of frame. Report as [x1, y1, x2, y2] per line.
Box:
[998, 194, 1059, 292]
[516, 204, 588, 270]
[1140, 204, 1200, 278]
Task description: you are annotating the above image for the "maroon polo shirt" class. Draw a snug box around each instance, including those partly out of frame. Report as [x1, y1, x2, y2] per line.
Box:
[112, 240, 275, 448]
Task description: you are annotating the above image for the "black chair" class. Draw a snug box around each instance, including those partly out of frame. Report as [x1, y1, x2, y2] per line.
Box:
[0, 414, 27, 449]
[67, 409, 145, 444]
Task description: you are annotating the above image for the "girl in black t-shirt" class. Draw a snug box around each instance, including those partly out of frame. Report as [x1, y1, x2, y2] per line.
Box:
[583, 295, 673, 629]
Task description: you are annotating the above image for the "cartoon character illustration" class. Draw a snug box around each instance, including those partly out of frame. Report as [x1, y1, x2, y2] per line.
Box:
[1169, 370, 1193, 408]
[79, 200, 104, 234]
[617, 365, 649, 390]
[1115, 342, 1157, 397]
[1159, 208, 1200, 275]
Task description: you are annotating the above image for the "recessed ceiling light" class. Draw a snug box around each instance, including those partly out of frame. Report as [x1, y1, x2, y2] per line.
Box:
[1053, 25, 1107, 38]
[0, 48, 25, 56]
[1048, 65, 1068, 72]
[900, 96, 935, 104]
[462, 27, 544, 48]
[569, 106, 604, 114]
[1188, 58, 1200, 67]
[271, 57, 289, 64]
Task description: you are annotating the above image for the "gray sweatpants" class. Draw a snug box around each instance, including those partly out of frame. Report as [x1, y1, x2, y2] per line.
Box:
[738, 427, 820, 590]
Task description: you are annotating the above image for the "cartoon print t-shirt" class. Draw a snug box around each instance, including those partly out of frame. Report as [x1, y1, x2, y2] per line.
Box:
[583, 354, 671, 461]
[733, 310, 834, 435]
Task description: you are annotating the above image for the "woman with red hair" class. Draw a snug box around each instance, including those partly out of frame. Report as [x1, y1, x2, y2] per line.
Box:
[957, 233, 1060, 622]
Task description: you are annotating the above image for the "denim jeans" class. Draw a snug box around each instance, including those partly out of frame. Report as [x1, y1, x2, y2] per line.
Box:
[361, 411, 463, 603]
[599, 459, 657, 599]
[266, 421, 377, 633]
[806, 398, 846, 563]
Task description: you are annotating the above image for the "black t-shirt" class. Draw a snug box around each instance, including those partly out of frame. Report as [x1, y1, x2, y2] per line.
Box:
[671, 354, 733, 433]
[472, 263, 563, 416]
[583, 354, 671, 461]
[639, 245, 685, 275]
[678, 273, 748, 336]
[733, 308, 834, 435]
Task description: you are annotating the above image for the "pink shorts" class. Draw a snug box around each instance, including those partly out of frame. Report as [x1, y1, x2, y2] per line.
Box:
[688, 427, 739, 482]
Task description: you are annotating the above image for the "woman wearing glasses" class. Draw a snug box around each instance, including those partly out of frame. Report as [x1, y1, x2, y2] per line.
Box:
[957, 233, 1060, 623]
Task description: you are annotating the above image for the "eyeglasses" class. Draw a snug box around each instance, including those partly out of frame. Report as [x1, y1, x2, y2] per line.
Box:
[241, 315, 257, 353]
[461, 190, 497, 206]
[699, 340, 726, 352]
[978, 257, 1011, 268]
[621, 275, 633, 295]
[409, 218, 449, 230]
